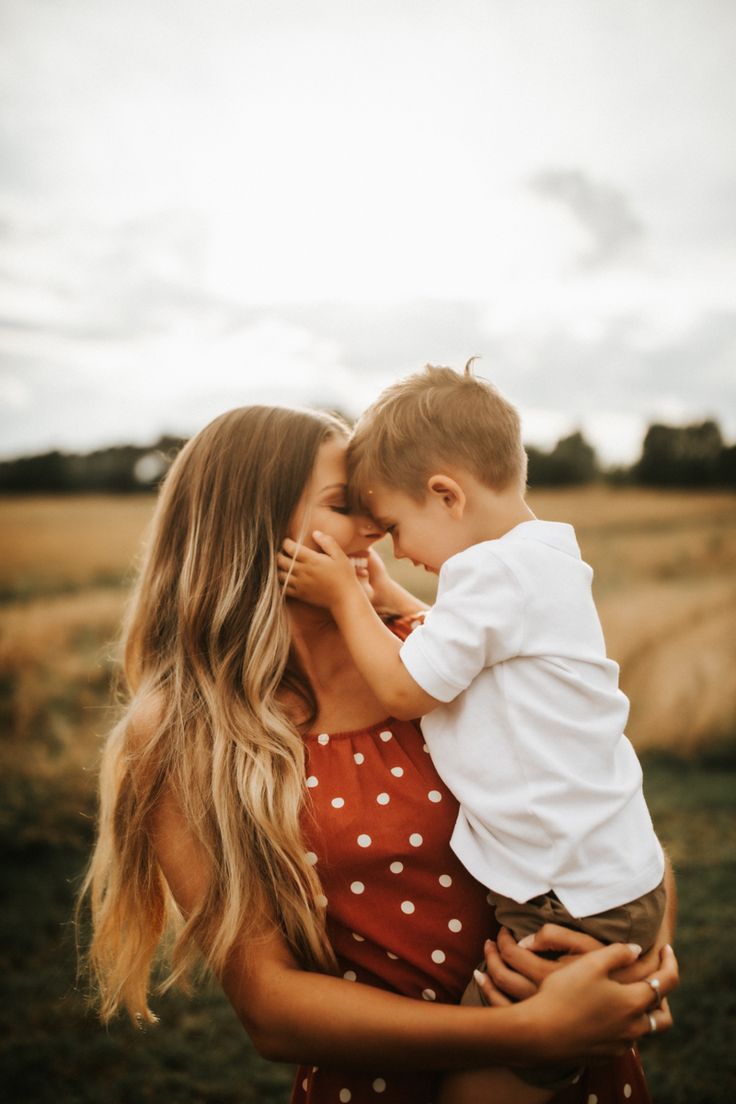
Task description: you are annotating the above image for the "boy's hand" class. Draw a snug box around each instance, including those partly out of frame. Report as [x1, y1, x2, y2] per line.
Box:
[279, 532, 363, 610]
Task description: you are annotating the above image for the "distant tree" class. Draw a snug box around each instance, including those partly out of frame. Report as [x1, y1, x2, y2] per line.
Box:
[526, 431, 599, 487]
[0, 451, 70, 492]
[635, 421, 724, 487]
[717, 443, 736, 488]
[0, 436, 186, 494]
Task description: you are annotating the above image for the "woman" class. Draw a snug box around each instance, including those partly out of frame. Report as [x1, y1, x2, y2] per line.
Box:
[82, 405, 677, 1104]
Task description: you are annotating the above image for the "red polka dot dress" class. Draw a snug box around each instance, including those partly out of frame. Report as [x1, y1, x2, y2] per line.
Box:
[290, 714, 652, 1104]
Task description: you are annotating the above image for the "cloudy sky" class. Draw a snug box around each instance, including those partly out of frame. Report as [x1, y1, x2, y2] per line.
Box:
[1, 0, 734, 463]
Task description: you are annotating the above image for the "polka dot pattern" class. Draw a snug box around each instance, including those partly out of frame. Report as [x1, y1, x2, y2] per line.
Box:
[294, 639, 650, 1104]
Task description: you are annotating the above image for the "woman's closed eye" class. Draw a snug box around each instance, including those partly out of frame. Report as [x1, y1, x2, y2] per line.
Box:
[329, 504, 351, 515]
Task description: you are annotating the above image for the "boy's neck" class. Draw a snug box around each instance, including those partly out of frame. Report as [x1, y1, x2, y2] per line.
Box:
[467, 485, 536, 544]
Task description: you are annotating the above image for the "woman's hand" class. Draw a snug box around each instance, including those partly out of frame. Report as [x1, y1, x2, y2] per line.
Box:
[516, 942, 677, 1064]
[476, 925, 600, 1006]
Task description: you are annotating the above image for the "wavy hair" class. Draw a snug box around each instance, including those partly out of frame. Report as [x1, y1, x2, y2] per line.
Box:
[80, 405, 347, 1023]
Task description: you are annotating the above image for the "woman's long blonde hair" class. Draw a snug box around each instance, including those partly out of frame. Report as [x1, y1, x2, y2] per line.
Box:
[80, 405, 347, 1023]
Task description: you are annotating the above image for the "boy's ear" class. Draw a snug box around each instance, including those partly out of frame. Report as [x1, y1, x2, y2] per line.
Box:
[426, 474, 466, 519]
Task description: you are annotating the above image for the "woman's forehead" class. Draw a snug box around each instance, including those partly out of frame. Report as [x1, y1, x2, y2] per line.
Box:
[313, 437, 348, 489]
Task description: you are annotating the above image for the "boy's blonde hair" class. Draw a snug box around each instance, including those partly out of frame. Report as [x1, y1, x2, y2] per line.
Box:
[349, 361, 527, 508]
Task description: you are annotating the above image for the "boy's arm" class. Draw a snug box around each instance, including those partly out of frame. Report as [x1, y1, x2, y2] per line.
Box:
[279, 533, 440, 720]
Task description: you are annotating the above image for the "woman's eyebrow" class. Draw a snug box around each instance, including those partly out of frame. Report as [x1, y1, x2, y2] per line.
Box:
[319, 482, 348, 494]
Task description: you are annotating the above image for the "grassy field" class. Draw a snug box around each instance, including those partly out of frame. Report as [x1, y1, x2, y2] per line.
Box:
[1, 489, 735, 1102]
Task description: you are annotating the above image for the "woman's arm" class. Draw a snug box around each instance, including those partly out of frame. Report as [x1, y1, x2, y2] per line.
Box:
[151, 791, 677, 1072]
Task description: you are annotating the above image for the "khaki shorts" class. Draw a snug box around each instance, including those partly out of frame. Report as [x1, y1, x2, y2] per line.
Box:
[487, 877, 666, 950]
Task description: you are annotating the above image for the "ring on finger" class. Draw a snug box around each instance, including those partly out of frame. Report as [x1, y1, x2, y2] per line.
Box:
[647, 1013, 657, 1034]
[646, 977, 663, 1009]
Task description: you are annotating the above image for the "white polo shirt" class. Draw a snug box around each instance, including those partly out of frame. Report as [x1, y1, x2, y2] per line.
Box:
[400, 520, 664, 918]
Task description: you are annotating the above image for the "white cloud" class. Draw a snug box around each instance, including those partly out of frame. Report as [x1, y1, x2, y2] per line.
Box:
[0, 0, 734, 461]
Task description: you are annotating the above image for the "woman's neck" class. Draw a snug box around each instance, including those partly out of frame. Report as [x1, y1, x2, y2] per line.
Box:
[287, 597, 336, 641]
[285, 597, 394, 733]
[287, 599, 342, 681]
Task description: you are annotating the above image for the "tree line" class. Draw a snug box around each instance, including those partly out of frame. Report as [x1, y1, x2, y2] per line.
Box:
[1, 421, 734, 493]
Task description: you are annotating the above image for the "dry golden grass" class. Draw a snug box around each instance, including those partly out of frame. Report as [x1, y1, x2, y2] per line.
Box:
[0, 486, 734, 823]
[0, 586, 128, 843]
[0, 494, 155, 594]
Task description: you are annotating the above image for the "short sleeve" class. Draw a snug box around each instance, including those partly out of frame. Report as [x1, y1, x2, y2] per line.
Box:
[399, 546, 524, 702]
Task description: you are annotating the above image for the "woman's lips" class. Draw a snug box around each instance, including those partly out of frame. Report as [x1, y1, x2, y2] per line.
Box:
[348, 554, 369, 577]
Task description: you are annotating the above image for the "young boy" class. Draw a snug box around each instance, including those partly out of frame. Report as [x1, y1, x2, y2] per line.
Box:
[279, 363, 666, 1102]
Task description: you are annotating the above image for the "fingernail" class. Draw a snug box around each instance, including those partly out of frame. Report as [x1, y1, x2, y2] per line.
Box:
[518, 935, 534, 949]
[483, 939, 491, 951]
[473, 969, 486, 987]
[627, 943, 642, 955]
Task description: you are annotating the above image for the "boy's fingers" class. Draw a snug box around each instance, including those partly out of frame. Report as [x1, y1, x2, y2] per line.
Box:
[312, 530, 341, 556]
[280, 540, 323, 564]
